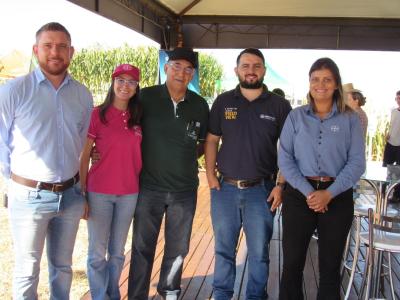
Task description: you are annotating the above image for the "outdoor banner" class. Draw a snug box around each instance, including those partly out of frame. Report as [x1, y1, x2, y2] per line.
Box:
[158, 49, 200, 94]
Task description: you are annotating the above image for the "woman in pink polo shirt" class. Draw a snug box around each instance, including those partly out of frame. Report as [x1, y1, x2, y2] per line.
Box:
[80, 64, 142, 300]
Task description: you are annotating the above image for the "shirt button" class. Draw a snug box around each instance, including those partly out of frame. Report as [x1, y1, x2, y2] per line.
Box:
[318, 142, 321, 144]
[124, 120, 127, 123]
[125, 127, 128, 130]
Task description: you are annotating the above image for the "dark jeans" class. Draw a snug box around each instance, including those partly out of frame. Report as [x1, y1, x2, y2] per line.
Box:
[383, 142, 400, 198]
[127, 187, 197, 300]
[211, 180, 275, 300]
[279, 182, 353, 300]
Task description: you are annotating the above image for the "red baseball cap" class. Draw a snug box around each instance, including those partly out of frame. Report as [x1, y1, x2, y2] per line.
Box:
[112, 64, 140, 81]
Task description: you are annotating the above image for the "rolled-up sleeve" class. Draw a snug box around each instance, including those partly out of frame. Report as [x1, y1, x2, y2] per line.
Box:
[327, 114, 366, 197]
[278, 112, 314, 197]
[0, 83, 14, 178]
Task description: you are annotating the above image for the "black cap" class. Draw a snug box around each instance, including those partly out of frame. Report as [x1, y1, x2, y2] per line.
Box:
[167, 47, 197, 68]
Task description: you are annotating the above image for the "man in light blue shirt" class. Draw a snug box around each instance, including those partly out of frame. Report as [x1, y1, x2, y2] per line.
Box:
[0, 22, 92, 299]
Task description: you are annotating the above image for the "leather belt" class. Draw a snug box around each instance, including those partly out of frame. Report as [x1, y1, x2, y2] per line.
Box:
[305, 176, 335, 182]
[11, 172, 79, 192]
[223, 177, 264, 189]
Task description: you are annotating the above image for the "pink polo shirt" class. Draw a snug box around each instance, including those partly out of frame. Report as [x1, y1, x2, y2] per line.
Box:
[86, 106, 142, 194]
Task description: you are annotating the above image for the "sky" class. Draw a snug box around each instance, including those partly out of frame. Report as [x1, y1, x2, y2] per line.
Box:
[1, 0, 400, 125]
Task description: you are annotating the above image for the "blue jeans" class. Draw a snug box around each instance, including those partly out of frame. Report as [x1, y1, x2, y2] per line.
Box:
[211, 180, 274, 300]
[8, 180, 85, 300]
[127, 188, 197, 300]
[87, 192, 138, 300]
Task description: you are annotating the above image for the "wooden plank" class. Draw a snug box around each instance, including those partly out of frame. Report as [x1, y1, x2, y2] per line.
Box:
[180, 235, 215, 299]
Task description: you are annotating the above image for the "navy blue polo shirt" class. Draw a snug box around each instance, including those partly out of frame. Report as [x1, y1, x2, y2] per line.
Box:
[208, 85, 291, 180]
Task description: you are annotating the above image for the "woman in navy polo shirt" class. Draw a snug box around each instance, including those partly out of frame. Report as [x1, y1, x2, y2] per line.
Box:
[80, 64, 142, 300]
[278, 58, 365, 299]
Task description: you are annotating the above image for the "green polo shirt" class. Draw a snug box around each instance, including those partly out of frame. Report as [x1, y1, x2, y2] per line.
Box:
[139, 84, 209, 192]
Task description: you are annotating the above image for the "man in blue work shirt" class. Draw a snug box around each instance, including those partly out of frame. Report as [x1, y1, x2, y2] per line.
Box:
[0, 22, 93, 299]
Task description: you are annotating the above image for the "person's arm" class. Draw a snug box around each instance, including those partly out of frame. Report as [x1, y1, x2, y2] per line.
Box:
[205, 133, 221, 190]
[267, 171, 285, 212]
[0, 83, 14, 180]
[326, 113, 366, 198]
[79, 138, 95, 196]
[278, 112, 315, 197]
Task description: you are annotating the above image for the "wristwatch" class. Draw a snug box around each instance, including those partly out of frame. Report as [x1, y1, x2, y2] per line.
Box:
[276, 182, 286, 190]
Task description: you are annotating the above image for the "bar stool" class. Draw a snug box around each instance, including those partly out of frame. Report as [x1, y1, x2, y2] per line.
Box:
[358, 204, 400, 299]
[341, 179, 397, 299]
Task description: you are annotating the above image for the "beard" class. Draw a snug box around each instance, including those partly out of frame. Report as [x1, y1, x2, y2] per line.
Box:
[239, 76, 264, 89]
[38, 57, 70, 76]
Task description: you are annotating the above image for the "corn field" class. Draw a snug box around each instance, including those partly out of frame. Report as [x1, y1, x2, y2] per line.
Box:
[368, 116, 389, 161]
[69, 45, 223, 104]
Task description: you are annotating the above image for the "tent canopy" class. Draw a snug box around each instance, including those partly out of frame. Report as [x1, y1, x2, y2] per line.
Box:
[67, 0, 400, 51]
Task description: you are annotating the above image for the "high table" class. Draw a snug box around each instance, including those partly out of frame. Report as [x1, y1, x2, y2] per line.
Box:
[360, 161, 400, 297]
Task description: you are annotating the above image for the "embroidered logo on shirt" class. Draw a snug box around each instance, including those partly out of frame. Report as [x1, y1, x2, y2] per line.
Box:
[224, 107, 237, 120]
[260, 114, 276, 121]
[330, 125, 340, 133]
[133, 126, 142, 136]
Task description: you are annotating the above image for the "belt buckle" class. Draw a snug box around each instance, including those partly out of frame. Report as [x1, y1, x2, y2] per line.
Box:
[319, 176, 328, 182]
[51, 183, 64, 192]
[237, 180, 247, 190]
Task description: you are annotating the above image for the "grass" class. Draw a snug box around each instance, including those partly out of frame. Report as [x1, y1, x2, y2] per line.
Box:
[0, 177, 133, 299]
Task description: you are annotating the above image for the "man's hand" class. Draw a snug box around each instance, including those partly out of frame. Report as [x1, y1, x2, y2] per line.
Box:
[91, 146, 100, 164]
[206, 172, 220, 190]
[82, 200, 89, 220]
[306, 190, 333, 213]
[267, 185, 283, 212]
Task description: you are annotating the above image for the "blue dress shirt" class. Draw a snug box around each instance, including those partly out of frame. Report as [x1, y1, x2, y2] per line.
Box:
[0, 67, 93, 182]
[278, 102, 366, 198]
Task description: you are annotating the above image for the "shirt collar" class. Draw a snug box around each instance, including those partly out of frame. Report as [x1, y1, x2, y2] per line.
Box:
[33, 67, 72, 87]
[306, 101, 338, 119]
[233, 84, 269, 100]
[162, 84, 191, 103]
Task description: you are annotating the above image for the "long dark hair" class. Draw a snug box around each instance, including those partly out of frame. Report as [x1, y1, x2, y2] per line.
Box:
[98, 80, 142, 128]
[307, 57, 350, 113]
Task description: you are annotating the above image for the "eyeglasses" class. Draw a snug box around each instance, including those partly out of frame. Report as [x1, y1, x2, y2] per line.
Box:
[168, 62, 194, 75]
[115, 77, 138, 87]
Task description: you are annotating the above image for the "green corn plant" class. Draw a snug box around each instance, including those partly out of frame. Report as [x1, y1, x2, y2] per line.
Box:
[69, 46, 223, 105]
[367, 116, 389, 161]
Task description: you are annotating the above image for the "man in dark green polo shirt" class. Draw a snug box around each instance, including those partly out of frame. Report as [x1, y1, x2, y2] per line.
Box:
[128, 48, 209, 300]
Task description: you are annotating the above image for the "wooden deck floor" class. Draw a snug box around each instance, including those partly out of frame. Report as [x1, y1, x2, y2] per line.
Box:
[82, 175, 400, 300]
